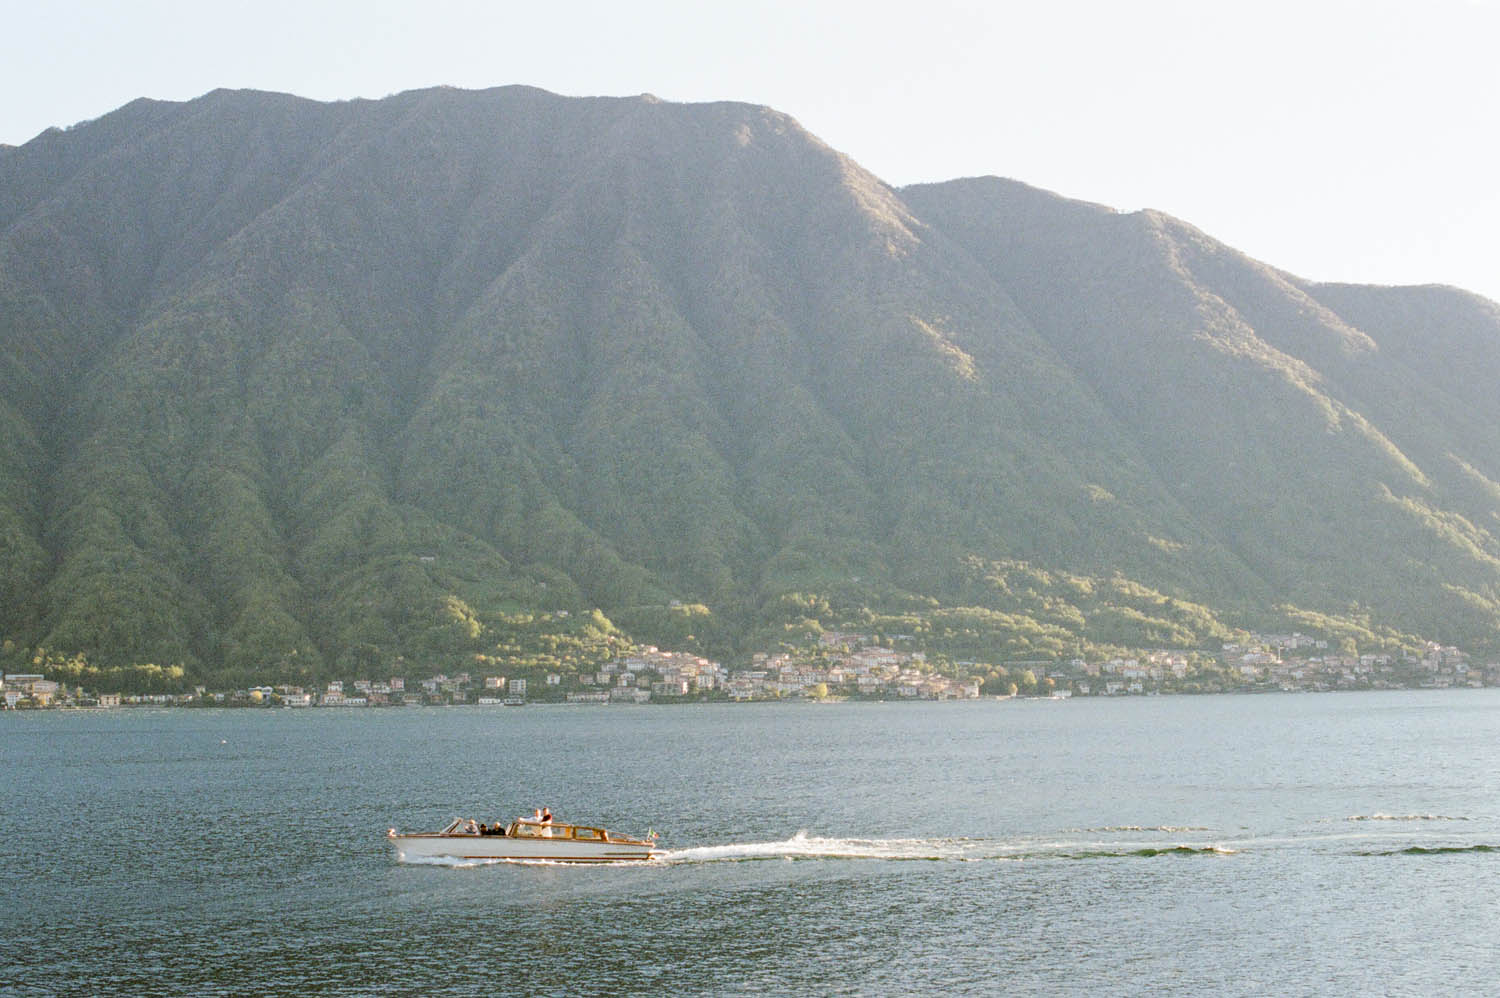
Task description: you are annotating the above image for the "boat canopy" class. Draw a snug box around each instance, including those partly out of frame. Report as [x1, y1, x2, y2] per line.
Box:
[434, 816, 598, 838]
[392, 814, 654, 849]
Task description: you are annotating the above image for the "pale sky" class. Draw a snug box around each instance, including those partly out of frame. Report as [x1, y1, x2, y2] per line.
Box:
[4, 0, 1498, 302]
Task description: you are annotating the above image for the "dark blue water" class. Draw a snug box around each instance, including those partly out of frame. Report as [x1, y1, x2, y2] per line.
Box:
[4, 693, 1500, 996]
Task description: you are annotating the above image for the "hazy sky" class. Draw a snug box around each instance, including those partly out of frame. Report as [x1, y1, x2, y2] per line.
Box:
[5, 0, 1497, 301]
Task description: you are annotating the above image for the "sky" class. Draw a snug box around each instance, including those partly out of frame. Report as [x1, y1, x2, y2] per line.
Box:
[4, 0, 1497, 302]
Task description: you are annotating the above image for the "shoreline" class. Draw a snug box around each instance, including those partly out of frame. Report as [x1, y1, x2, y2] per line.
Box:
[7, 684, 1496, 714]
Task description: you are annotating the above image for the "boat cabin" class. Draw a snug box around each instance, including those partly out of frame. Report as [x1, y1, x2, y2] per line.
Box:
[506, 819, 610, 841]
[436, 816, 617, 841]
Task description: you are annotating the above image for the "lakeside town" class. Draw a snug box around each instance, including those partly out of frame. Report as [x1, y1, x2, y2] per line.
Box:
[4, 630, 1498, 710]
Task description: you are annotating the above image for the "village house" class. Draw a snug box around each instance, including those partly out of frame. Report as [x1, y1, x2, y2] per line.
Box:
[3, 675, 58, 706]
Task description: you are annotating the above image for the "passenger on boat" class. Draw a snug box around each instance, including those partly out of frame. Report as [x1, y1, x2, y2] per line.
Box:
[541, 808, 553, 824]
[463, 819, 479, 835]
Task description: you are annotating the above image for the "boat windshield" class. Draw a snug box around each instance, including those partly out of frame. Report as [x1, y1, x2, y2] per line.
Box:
[439, 818, 483, 835]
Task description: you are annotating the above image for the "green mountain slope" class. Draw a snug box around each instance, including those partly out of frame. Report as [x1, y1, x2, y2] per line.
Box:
[903, 177, 1500, 645]
[3, 87, 1498, 684]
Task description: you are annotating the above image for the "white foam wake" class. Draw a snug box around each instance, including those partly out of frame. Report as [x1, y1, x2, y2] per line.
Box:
[400, 853, 515, 868]
[657, 830, 967, 864]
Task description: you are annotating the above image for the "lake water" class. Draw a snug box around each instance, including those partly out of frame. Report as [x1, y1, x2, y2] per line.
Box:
[3, 692, 1499, 996]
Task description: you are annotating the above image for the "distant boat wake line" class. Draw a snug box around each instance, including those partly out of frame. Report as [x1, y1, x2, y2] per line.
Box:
[655, 824, 1500, 864]
[1065, 825, 1212, 833]
[1338, 813, 1472, 822]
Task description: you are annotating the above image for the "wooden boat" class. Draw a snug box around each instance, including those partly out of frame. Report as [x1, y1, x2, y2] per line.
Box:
[388, 816, 658, 862]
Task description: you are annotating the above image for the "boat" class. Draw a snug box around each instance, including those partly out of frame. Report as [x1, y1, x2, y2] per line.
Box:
[388, 815, 659, 862]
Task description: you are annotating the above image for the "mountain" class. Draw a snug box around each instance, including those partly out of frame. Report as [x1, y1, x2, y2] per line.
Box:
[3, 85, 1498, 686]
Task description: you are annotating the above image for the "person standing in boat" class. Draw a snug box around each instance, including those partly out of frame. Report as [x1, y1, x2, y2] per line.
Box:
[541, 808, 553, 824]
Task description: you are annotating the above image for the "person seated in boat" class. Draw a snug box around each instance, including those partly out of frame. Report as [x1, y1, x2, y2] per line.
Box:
[478, 822, 490, 835]
[491, 819, 506, 836]
[463, 819, 479, 835]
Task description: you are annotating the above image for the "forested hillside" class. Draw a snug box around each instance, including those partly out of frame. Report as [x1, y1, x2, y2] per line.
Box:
[3, 86, 1498, 687]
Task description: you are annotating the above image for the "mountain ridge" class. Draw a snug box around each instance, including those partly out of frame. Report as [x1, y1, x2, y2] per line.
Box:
[3, 86, 1497, 685]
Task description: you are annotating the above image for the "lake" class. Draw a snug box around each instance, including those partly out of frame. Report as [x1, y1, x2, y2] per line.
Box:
[3, 692, 1499, 995]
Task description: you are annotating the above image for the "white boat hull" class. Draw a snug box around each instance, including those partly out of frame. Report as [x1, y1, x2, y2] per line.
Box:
[390, 831, 657, 863]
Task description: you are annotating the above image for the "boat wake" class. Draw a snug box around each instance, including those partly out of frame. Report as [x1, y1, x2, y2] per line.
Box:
[657, 831, 962, 864]
[397, 826, 1496, 869]
[653, 830, 1238, 865]
[1053, 844, 1238, 859]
